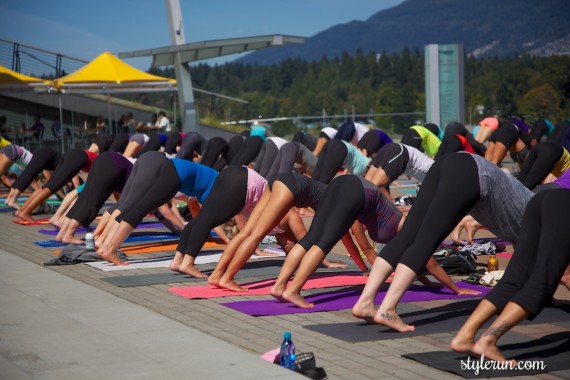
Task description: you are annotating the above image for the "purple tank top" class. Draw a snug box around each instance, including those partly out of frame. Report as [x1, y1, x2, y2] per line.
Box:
[357, 178, 402, 243]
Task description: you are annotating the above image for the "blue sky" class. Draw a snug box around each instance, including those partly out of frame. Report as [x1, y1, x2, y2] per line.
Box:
[0, 0, 404, 70]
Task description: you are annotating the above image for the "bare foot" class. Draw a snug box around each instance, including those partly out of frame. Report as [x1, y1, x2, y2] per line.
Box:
[62, 235, 85, 245]
[560, 275, 570, 292]
[450, 334, 476, 356]
[373, 309, 415, 332]
[169, 253, 184, 272]
[472, 335, 514, 364]
[49, 217, 61, 230]
[456, 288, 482, 296]
[15, 210, 36, 223]
[97, 247, 128, 266]
[351, 299, 377, 323]
[207, 270, 223, 287]
[177, 264, 208, 279]
[218, 277, 248, 291]
[281, 289, 314, 308]
[6, 199, 20, 210]
[254, 250, 280, 257]
[270, 284, 287, 302]
[323, 260, 348, 269]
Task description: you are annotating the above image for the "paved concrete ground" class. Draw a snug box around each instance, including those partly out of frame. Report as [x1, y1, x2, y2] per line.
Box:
[1, 187, 569, 380]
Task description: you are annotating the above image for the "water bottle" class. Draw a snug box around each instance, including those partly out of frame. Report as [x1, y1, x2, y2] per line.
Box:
[487, 253, 499, 272]
[85, 226, 94, 249]
[279, 331, 295, 369]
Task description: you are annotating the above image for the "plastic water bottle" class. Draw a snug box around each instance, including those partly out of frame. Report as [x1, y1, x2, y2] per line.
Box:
[85, 226, 94, 249]
[279, 331, 295, 369]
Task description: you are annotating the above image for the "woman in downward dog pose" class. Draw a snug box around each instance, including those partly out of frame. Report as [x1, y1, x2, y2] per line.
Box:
[451, 188, 570, 363]
[351, 152, 534, 332]
[269, 174, 480, 308]
[208, 172, 351, 291]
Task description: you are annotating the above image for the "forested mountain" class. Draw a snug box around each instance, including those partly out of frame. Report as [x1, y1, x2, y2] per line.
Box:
[238, 0, 570, 65]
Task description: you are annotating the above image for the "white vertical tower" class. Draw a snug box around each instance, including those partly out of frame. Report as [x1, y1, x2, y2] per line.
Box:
[165, 0, 198, 132]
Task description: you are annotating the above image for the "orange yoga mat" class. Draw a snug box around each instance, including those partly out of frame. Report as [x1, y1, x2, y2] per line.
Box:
[13, 218, 51, 225]
[52, 241, 225, 255]
[169, 272, 370, 299]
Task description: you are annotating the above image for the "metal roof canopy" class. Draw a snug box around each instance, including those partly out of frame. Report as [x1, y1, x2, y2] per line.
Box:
[119, 34, 305, 67]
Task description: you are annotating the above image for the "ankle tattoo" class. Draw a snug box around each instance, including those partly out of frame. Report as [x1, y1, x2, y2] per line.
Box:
[483, 321, 511, 338]
[379, 312, 398, 321]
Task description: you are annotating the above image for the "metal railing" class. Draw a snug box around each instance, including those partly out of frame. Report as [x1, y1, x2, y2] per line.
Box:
[0, 38, 87, 78]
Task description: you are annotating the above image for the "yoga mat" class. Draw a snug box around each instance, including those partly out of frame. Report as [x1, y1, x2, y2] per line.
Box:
[37, 221, 178, 236]
[101, 266, 283, 287]
[304, 300, 570, 342]
[169, 272, 370, 299]
[399, 189, 417, 194]
[221, 283, 490, 317]
[402, 331, 570, 378]
[52, 241, 226, 256]
[497, 252, 513, 258]
[86, 249, 285, 272]
[12, 217, 51, 225]
[34, 233, 180, 248]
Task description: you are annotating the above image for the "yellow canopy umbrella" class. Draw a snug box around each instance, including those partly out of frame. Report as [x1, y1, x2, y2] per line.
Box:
[52, 51, 176, 93]
[0, 64, 50, 90]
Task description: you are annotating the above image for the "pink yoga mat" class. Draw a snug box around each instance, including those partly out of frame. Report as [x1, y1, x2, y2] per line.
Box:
[497, 252, 513, 258]
[168, 272, 369, 299]
[221, 282, 490, 316]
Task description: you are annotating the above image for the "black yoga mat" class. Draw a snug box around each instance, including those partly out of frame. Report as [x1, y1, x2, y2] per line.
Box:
[402, 331, 570, 378]
[304, 300, 570, 342]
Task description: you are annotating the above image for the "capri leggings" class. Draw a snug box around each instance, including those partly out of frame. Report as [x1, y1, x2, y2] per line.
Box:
[230, 136, 263, 166]
[312, 139, 348, 183]
[66, 152, 131, 226]
[484, 188, 570, 318]
[44, 149, 90, 193]
[176, 166, 248, 257]
[400, 128, 423, 152]
[134, 133, 163, 158]
[380, 153, 480, 273]
[200, 137, 228, 168]
[266, 142, 301, 180]
[253, 139, 280, 178]
[164, 132, 183, 155]
[12, 148, 61, 192]
[298, 174, 365, 254]
[108, 132, 130, 154]
[517, 142, 565, 189]
[93, 133, 114, 152]
[269, 171, 326, 209]
[213, 135, 244, 171]
[115, 153, 181, 228]
[178, 132, 206, 161]
[357, 129, 391, 157]
[371, 143, 409, 182]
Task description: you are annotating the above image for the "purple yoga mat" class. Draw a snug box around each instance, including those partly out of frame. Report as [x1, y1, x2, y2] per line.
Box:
[221, 282, 490, 316]
[38, 221, 166, 236]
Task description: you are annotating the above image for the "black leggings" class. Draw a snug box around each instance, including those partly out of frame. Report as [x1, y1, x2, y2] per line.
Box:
[178, 132, 205, 161]
[44, 149, 88, 193]
[299, 175, 365, 254]
[230, 136, 263, 166]
[66, 152, 127, 226]
[312, 139, 348, 183]
[253, 139, 280, 178]
[164, 132, 183, 155]
[266, 142, 299, 180]
[176, 166, 248, 257]
[12, 148, 61, 192]
[134, 133, 163, 158]
[516, 142, 564, 190]
[484, 189, 570, 318]
[400, 129, 423, 152]
[357, 130, 381, 157]
[381, 153, 480, 273]
[108, 132, 130, 154]
[200, 137, 228, 168]
[114, 152, 180, 228]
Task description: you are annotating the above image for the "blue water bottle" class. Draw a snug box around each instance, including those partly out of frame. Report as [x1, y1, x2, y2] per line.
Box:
[280, 331, 296, 369]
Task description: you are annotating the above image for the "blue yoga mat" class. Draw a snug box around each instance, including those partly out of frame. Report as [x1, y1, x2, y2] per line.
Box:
[34, 233, 180, 248]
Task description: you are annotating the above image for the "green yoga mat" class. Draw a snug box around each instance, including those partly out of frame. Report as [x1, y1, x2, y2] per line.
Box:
[402, 331, 570, 378]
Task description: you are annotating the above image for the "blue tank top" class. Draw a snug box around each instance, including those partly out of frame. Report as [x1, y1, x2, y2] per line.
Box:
[170, 159, 218, 204]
